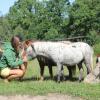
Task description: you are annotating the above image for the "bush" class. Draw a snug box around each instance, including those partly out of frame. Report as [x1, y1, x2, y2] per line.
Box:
[93, 43, 100, 55]
[44, 28, 59, 40]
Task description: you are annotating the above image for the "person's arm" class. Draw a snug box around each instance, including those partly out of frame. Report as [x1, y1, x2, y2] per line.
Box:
[4, 50, 23, 68]
[19, 50, 33, 61]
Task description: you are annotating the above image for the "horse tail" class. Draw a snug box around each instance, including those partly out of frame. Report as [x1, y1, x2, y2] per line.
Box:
[90, 47, 94, 71]
[87, 46, 94, 72]
[83, 43, 94, 73]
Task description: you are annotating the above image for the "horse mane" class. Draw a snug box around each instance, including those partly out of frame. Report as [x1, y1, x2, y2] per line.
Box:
[24, 39, 38, 45]
[24, 39, 72, 45]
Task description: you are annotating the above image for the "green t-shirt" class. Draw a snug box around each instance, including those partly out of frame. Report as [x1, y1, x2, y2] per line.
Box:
[0, 42, 23, 69]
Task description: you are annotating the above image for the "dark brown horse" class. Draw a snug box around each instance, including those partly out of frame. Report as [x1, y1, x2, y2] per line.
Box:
[37, 55, 76, 80]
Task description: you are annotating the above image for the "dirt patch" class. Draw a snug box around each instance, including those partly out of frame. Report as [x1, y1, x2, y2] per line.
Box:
[0, 93, 84, 100]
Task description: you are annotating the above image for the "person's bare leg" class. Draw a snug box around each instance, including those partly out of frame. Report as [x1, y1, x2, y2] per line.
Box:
[19, 63, 27, 79]
[6, 69, 24, 81]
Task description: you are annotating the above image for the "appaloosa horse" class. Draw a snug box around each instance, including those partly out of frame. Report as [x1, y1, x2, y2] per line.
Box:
[37, 41, 75, 81]
[25, 41, 93, 82]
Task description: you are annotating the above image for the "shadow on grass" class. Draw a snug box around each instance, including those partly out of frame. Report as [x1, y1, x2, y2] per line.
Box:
[19, 76, 39, 82]
[65, 76, 79, 82]
[18, 75, 79, 82]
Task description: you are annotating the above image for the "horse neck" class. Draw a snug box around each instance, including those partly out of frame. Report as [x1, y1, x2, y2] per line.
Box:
[34, 42, 49, 56]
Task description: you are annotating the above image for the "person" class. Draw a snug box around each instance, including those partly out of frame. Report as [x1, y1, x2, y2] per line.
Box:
[0, 35, 27, 82]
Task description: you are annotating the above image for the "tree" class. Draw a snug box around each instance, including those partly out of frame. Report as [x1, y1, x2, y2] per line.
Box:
[7, 0, 70, 40]
[67, 0, 100, 44]
[7, 0, 35, 39]
[0, 16, 12, 41]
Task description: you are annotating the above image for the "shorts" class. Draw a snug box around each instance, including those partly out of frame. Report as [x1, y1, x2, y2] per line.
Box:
[0, 68, 10, 77]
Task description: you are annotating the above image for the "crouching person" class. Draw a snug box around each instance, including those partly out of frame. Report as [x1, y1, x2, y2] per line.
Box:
[0, 35, 27, 83]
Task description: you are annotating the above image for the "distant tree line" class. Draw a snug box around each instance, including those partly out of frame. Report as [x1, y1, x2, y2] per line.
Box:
[0, 0, 100, 45]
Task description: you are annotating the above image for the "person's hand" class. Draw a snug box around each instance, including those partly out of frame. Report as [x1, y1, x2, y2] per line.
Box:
[20, 48, 26, 58]
[23, 56, 28, 63]
[22, 52, 26, 59]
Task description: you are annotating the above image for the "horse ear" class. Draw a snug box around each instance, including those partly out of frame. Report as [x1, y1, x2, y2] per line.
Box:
[24, 40, 34, 45]
[25, 40, 30, 45]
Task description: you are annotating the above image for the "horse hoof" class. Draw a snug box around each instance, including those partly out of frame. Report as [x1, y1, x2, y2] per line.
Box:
[40, 77, 44, 81]
[79, 80, 82, 83]
[57, 80, 60, 83]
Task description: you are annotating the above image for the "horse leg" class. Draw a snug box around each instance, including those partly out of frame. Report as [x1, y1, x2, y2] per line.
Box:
[57, 63, 62, 83]
[48, 65, 53, 79]
[60, 66, 65, 81]
[40, 64, 45, 81]
[67, 66, 72, 79]
[78, 63, 84, 82]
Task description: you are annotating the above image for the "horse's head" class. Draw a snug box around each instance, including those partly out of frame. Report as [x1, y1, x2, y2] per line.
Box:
[23, 40, 37, 60]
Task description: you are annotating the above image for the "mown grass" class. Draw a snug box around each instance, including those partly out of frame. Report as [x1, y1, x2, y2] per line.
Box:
[0, 59, 100, 100]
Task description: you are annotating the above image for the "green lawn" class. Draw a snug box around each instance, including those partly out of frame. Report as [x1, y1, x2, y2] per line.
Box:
[0, 59, 100, 100]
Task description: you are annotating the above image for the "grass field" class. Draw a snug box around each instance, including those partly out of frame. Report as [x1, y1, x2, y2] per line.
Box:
[0, 59, 100, 100]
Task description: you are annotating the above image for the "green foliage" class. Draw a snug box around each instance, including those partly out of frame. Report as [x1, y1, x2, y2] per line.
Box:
[7, 0, 70, 40]
[94, 43, 100, 55]
[0, 0, 100, 44]
[44, 28, 59, 40]
[68, 0, 100, 44]
[87, 30, 100, 45]
[0, 16, 12, 41]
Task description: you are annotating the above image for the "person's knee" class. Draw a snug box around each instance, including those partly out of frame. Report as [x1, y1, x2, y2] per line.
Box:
[0, 68, 10, 78]
[20, 64, 27, 71]
[16, 70, 24, 78]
